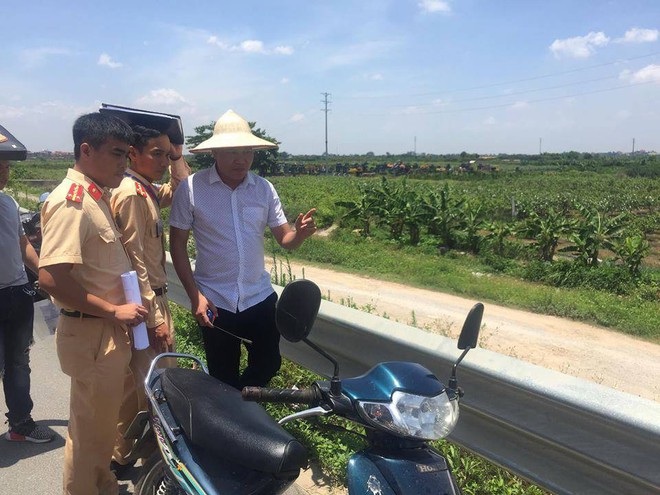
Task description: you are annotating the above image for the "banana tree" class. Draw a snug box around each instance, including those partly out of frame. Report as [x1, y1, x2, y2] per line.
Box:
[401, 185, 429, 246]
[484, 220, 516, 256]
[613, 235, 650, 276]
[425, 184, 465, 249]
[459, 201, 484, 254]
[374, 177, 408, 241]
[563, 206, 625, 267]
[523, 208, 573, 262]
[335, 183, 381, 236]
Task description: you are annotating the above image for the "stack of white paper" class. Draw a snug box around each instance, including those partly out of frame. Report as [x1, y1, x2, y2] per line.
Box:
[121, 271, 149, 350]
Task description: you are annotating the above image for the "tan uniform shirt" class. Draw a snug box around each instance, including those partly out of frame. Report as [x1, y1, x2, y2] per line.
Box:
[110, 160, 189, 328]
[111, 170, 167, 328]
[39, 168, 131, 308]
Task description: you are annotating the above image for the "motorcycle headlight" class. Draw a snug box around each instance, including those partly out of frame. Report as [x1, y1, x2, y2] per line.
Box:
[357, 390, 459, 440]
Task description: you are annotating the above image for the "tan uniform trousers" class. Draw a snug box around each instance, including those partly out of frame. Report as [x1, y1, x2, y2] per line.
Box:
[113, 294, 174, 464]
[57, 315, 131, 495]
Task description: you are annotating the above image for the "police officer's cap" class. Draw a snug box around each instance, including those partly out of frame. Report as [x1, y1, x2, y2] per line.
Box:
[0, 124, 27, 161]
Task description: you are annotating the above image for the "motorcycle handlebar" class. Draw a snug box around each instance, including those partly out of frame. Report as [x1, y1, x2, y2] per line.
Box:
[242, 386, 322, 406]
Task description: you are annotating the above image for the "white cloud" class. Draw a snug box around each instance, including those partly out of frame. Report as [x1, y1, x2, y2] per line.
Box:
[240, 40, 265, 53]
[549, 32, 609, 59]
[289, 113, 305, 122]
[482, 116, 497, 126]
[207, 36, 293, 55]
[206, 35, 229, 49]
[98, 53, 123, 69]
[418, 0, 451, 13]
[274, 45, 294, 55]
[0, 101, 93, 120]
[136, 88, 189, 106]
[21, 47, 71, 68]
[615, 28, 659, 44]
[280, 77, 290, 84]
[0, 105, 27, 119]
[620, 64, 660, 83]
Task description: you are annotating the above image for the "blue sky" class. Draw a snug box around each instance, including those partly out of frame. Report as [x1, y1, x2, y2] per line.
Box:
[2, 0, 660, 155]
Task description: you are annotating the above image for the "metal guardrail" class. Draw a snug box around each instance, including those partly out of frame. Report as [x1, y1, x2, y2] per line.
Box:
[165, 261, 660, 495]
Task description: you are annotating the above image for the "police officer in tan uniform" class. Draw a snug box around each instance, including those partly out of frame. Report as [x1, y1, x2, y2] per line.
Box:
[39, 113, 148, 495]
[109, 125, 190, 473]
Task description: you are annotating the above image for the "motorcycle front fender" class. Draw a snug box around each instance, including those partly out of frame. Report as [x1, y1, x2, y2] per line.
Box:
[347, 448, 460, 495]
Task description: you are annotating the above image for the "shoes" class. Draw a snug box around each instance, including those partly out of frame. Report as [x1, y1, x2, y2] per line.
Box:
[111, 459, 137, 480]
[5, 418, 54, 443]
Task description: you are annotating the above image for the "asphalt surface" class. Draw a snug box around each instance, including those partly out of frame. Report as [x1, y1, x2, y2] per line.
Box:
[0, 313, 71, 494]
[0, 308, 308, 495]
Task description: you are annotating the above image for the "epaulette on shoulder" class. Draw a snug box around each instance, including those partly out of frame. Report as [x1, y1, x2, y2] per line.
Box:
[135, 181, 148, 199]
[66, 183, 84, 203]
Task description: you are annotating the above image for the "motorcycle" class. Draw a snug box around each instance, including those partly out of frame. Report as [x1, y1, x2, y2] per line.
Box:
[131, 279, 483, 494]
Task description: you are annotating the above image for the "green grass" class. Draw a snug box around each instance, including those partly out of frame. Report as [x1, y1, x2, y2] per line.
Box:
[171, 302, 547, 495]
[271, 230, 660, 341]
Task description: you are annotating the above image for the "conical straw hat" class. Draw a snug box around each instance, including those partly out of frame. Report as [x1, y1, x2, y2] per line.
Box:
[191, 109, 278, 153]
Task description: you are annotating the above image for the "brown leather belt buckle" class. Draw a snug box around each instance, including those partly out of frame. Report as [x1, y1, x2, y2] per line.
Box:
[152, 285, 168, 296]
[60, 309, 99, 318]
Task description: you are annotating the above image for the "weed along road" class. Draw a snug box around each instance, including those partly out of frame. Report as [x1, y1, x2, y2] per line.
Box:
[266, 258, 660, 402]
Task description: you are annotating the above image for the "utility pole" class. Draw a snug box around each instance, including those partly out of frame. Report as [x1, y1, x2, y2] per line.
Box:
[321, 92, 331, 156]
[414, 136, 417, 155]
[632, 138, 635, 154]
[539, 137, 542, 155]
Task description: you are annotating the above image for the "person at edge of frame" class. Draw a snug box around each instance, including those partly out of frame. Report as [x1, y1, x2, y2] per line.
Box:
[39, 112, 148, 495]
[169, 109, 317, 390]
[0, 128, 55, 444]
[109, 124, 190, 477]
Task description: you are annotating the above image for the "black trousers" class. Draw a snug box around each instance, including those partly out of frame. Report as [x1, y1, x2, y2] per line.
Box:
[200, 293, 280, 389]
[0, 283, 35, 426]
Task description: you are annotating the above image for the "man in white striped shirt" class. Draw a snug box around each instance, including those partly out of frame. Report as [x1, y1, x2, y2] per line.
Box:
[170, 110, 316, 388]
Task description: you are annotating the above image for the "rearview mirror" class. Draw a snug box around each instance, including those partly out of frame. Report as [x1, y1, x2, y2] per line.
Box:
[276, 279, 322, 342]
[457, 303, 483, 350]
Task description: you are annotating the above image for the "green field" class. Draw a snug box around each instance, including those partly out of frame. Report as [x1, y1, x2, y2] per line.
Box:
[13, 157, 660, 340]
[273, 171, 659, 339]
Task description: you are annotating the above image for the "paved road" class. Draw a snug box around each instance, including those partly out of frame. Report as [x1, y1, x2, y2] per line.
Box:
[0, 317, 71, 494]
[0, 310, 310, 495]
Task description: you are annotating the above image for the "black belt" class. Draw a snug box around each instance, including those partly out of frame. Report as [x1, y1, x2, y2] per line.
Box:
[153, 286, 167, 296]
[60, 309, 100, 318]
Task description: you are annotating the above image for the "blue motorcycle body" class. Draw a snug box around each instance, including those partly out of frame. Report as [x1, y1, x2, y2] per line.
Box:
[342, 362, 461, 494]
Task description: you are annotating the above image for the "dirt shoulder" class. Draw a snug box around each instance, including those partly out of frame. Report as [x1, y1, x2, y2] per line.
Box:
[267, 259, 660, 402]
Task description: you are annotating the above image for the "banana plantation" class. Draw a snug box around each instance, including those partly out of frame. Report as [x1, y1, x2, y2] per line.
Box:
[271, 169, 659, 301]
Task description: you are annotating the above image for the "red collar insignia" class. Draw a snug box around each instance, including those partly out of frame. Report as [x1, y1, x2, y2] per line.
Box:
[87, 182, 103, 201]
[135, 181, 148, 199]
[66, 183, 84, 203]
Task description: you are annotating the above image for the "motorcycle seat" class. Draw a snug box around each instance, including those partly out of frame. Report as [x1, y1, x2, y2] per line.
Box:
[160, 367, 308, 476]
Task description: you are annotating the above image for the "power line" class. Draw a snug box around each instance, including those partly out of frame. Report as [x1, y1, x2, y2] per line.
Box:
[381, 73, 622, 109]
[336, 50, 660, 101]
[359, 79, 660, 117]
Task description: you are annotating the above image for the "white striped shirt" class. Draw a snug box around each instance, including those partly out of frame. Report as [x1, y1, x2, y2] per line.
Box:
[170, 167, 287, 312]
